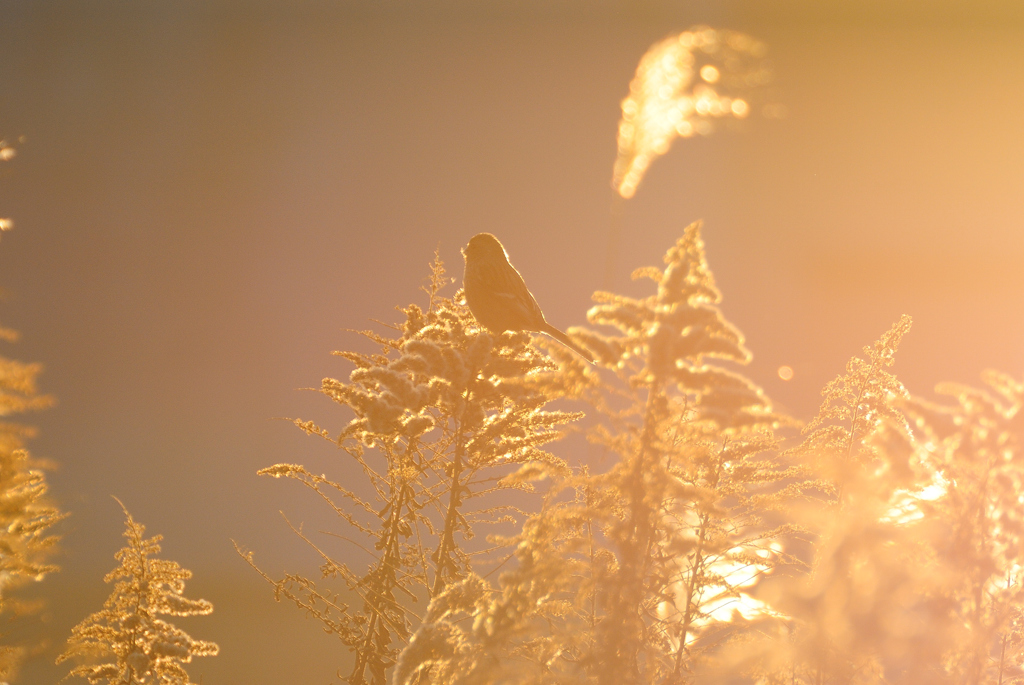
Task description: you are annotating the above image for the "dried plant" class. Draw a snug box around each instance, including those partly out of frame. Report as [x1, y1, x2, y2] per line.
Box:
[766, 316, 959, 685]
[57, 501, 218, 685]
[0, 353, 62, 679]
[569, 221, 800, 684]
[800, 315, 914, 502]
[239, 252, 581, 684]
[254, 226, 1024, 685]
[904, 371, 1024, 685]
[394, 222, 807, 685]
[0, 200, 65, 681]
[613, 28, 772, 199]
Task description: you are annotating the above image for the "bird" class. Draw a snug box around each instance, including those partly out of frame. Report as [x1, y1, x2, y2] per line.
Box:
[462, 232, 595, 364]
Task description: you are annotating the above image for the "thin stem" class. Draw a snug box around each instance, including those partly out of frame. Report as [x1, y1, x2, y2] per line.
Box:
[433, 389, 471, 596]
[672, 439, 726, 679]
[998, 631, 1008, 685]
[598, 379, 662, 685]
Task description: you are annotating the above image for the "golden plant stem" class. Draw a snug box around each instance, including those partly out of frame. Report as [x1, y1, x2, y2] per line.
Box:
[432, 392, 470, 596]
[671, 439, 727, 680]
[598, 379, 662, 685]
[998, 631, 1008, 685]
[349, 440, 418, 685]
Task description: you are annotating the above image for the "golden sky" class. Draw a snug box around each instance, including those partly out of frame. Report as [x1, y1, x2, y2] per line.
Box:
[0, 1, 1021, 682]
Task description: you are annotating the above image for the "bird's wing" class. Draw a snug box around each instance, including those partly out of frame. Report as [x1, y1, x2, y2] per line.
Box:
[493, 263, 545, 325]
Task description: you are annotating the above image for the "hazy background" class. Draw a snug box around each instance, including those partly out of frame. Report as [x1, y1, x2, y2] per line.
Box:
[0, 1, 1021, 682]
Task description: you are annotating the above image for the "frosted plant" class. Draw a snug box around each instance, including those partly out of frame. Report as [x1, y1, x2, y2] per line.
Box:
[246, 226, 1024, 685]
[57, 501, 218, 685]
[0, 190, 65, 681]
[904, 371, 1024, 685]
[397, 222, 807, 685]
[613, 28, 772, 199]
[0, 357, 61, 681]
[771, 317, 967, 685]
[801, 315, 914, 501]
[241, 252, 580, 685]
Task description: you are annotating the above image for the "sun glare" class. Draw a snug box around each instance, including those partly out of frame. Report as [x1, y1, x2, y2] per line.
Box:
[664, 541, 788, 651]
[883, 474, 950, 525]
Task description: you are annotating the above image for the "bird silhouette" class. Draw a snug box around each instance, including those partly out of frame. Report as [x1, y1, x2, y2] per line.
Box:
[462, 233, 595, 364]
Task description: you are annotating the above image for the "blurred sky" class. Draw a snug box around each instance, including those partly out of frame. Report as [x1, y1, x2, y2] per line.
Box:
[0, 1, 1022, 682]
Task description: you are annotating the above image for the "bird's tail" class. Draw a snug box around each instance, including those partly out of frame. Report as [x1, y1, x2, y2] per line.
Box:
[541, 322, 596, 365]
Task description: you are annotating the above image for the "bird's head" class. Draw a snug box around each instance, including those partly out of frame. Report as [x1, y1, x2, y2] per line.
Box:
[462, 233, 509, 263]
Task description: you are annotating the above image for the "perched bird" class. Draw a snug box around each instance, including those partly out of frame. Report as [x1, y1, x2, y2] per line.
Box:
[462, 232, 595, 364]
